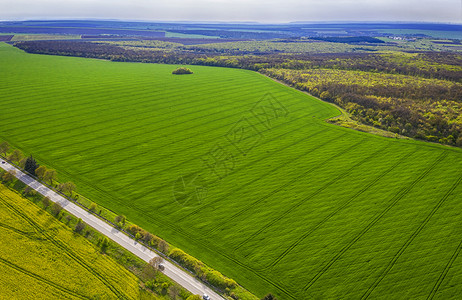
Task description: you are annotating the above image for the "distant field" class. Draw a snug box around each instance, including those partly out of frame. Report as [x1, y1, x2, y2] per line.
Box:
[0, 184, 141, 299]
[377, 29, 462, 40]
[11, 34, 81, 41]
[1, 43, 462, 299]
[0, 35, 13, 41]
[164, 31, 220, 39]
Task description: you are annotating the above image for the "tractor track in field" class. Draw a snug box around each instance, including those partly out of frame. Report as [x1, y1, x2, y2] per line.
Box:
[73, 98, 308, 178]
[112, 101, 312, 188]
[0, 256, 88, 300]
[52, 92, 305, 178]
[78, 126, 354, 300]
[303, 151, 448, 291]
[54, 111, 327, 248]
[14, 85, 282, 155]
[202, 131, 351, 235]
[26, 171, 299, 299]
[1, 73, 250, 126]
[427, 236, 462, 299]
[66, 108, 320, 208]
[11, 78, 289, 139]
[182, 127, 344, 224]
[0, 190, 128, 299]
[263, 147, 419, 271]
[0, 222, 47, 241]
[7, 80, 276, 149]
[234, 139, 387, 251]
[361, 169, 462, 299]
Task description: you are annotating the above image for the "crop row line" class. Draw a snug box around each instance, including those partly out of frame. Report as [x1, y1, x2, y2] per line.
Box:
[233, 137, 374, 251]
[114, 107, 317, 193]
[0, 71, 252, 112]
[53, 91, 305, 173]
[303, 151, 449, 291]
[0, 190, 127, 299]
[427, 237, 462, 299]
[28, 108, 319, 234]
[201, 131, 348, 234]
[263, 146, 419, 271]
[1, 74, 269, 130]
[0, 256, 88, 299]
[21, 86, 294, 152]
[1, 73, 278, 123]
[3, 80, 277, 139]
[361, 168, 462, 299]
[0, 221, 46, 241]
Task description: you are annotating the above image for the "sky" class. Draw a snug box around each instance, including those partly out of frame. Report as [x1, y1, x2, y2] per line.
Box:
[1, 0, 461, 23]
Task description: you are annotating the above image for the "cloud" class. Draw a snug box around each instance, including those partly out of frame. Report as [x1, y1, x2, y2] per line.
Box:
[0, 0, 460, 22]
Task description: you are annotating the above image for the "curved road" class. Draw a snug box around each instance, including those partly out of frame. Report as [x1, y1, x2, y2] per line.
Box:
[0, 160, 223, 300]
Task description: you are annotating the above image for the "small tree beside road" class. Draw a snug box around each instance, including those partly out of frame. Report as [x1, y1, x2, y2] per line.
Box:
[43, 169, 57, 185]
[51, 202, 63, 216]
[2, 170, 16, 184]
[149, 256, 163, 271]
[57, 182, 76, 196]
[35, 165, 47, 180]
[24, 155, 39, 176]
[8, 149, 24, 164]
[0, 141, 9, 156]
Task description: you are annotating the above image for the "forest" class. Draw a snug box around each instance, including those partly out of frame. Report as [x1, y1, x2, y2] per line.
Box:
[14, 40, 462, 147]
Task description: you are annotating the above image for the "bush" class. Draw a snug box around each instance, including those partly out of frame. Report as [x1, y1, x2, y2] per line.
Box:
[2, 170, 16, 184]
[115, 221, 124, 229]
[89, 202, 97, 212]
[115, 214, 126, 224]
[75, 219, 86, 233]
[51, 202, 63, 216]
[127, 224, 142, 236]
[261, 293, 277, 300]
[158, 239, 169, 254]
[170, 248, 204, 274]
[172, 67, 193, 75]
[65, 215, 72, 223]
[143, 232, 153, 244]
[100, 237, 110, 251]
[206, 270, 236, 290]
[23, 186, 37, 197]
[42, 196, 51, 208]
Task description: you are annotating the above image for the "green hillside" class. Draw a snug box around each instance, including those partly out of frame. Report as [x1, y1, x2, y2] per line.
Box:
[1, 43, 462, 299]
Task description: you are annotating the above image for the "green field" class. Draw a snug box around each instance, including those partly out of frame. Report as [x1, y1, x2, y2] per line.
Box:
[1, 42, 462, 299]
[0, 184, 142, 299]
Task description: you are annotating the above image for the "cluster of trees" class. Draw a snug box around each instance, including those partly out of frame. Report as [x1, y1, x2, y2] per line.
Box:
[263, 67, 462, 146]
[127, 224, 170, 254]
[169, 248, 238, 291]
[0, 141, 78, 192]
[172, 67, 193, 74]
[311, 36, 385, 44]
[2, 170, 16, 183]
[126, 222, 240, 296]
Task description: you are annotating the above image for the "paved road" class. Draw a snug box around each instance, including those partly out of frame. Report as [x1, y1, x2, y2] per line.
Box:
[0, 160, 223, 300]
